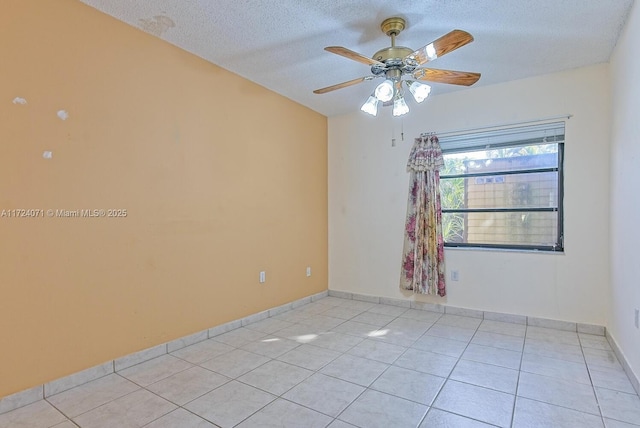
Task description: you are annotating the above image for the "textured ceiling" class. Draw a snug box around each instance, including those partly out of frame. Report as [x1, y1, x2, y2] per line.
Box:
[80, 0, 634, 117]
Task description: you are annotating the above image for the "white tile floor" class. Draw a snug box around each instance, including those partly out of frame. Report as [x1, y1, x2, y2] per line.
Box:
[2, 296, 640, 428]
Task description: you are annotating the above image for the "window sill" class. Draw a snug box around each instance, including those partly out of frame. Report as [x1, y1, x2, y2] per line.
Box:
[444, 246, 565, 255]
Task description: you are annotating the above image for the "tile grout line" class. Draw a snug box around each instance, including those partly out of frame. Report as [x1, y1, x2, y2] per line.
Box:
[325, 310, 404, 428]
[510, 323, 528, 428]
[577, 332, 608, 427]
[417, 312, 484, 426]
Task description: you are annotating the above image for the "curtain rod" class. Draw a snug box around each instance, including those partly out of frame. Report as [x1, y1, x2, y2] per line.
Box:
[422, 114, 573, 138]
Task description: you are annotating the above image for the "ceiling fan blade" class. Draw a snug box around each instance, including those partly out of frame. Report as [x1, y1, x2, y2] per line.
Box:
[325, 46, 384, 66]
[406, 29, 474, 65]
[413, 68, 481, 86]
[313, 76, 374, 94]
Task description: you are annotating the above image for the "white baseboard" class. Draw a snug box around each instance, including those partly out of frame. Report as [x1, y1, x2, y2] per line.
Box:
[606, 330, 640, 396]
[329, 289, 605, 334]
[0, 290, 328, 414]
[3, 288, 624, 416]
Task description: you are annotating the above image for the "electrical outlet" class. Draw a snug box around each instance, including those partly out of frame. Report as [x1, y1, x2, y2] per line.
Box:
[259, 271, 266, 283]
[451, 270, 459, 281]
[635, 308, 639, 329]
[306, 267, 311, 277]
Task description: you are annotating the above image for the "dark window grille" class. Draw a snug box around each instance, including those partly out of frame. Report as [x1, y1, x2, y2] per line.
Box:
[439, 122, 565, 251]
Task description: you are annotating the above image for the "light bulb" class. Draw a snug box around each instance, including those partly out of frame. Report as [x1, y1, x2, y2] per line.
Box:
[374, 80, 394, 102]
[360, 95, 378, 116]
[408, 80, 431, 103]
[393, 95, 409, 116]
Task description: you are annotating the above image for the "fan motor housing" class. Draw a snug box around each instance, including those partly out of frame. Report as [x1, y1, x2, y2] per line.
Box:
[373, 46, 413, 63]
[371, 46, 417, 76]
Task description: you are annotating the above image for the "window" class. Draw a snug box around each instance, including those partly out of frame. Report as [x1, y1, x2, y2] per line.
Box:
[439, 122, 564, 251]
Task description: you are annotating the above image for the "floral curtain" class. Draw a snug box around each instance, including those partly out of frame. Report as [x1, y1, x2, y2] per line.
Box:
[400, 134, 446, 296]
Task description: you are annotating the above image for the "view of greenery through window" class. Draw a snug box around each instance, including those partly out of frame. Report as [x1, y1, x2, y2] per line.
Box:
[440, 142, 562, 250]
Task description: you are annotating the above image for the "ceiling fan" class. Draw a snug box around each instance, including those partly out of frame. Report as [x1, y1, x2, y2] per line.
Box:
[313, 17, 481, 116]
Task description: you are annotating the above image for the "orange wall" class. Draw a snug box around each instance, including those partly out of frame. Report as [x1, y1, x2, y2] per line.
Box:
[0, 0, 327, 398]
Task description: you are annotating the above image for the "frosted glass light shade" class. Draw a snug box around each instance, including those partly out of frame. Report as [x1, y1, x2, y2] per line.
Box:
[374, 80, 394, 102]
[360, 95, 378, 116]
[393, 96, 409, 116]
[408, 81, 432, 103]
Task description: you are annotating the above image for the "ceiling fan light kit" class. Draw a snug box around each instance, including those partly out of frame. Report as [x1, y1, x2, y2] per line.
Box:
[374, 79, 394, 102]
[407, 80, 432, 103]
[360, 94, 380, 116]
[314, 17, 481, 117]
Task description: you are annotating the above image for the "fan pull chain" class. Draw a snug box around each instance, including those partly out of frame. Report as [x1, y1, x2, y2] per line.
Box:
[391, 116, 405, 147]
[391, 118, 396, 147]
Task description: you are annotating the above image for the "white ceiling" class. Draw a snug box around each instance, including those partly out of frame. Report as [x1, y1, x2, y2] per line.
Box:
[80, 0, 634, 117]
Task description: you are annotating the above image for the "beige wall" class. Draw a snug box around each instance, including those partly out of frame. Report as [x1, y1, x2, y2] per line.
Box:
[329, 64, 610, 325]
[610, 0, 640, 388]
[0, 0, 327, 398]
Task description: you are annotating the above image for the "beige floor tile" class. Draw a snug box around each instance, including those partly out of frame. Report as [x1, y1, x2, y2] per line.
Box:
[349, 312, 395, 328]
[282, 373, 364, 417]
[521, 353, 591, 385]
[370, 365, 444, 405]
[302, 331, 363, 352]
[211, 328, 267, 347]
[347, 339, 406, 364]
[321, 306, 367, 320]
[339, 389, 427, 428]
[184, 380, 275, 428]
[331, 321, 381, 337]
[524, 338, 585, 363]
[394, 348, 458, 377]
[517, 371, 600, 415]
[411, 334, 468, 358]
[235, 398, 332, 428]
[472, 331, 524, 352]
[366, 304, 409, 317]
[146, 366, 229, 406]
[298, 315, 346, 330]
[0, 400, 66, 428]
[276, 344, 341, 370]
[198, 348, 270, 378]
[240, 335, 300, 358]
[118, 355, 192, 387]
[461, 343, 522, 369]
[450, 359, 519, 394]
[596, 387, 640, 425]
[425, 324, 476, 342]
[479, 320, 526, 337]
[319, 354, 388, 387]
[399, 309, 443, 323]
[144, 408, 217, 427]
[436, 314, 482, 330]
[243, 318, 294, 334]
[72, 389, 176, 428]
[603, 418, 640, 428]
[584, 347, 624, 370]
[579, 334, 612, 351]
[238, 360, 312, 395]
[327, 420, 358, 428]
[384, 318, 431, 338]
[589, 365, 637, 394]
[51, 421, 78, 428]
[512, 396, 604, 428]
[526, 327, 580, 346]
[420, 408, 496, 427]
[47, 374, 139, 418]
[170, 339, 235, 364]
[433, 380, 514, 427]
